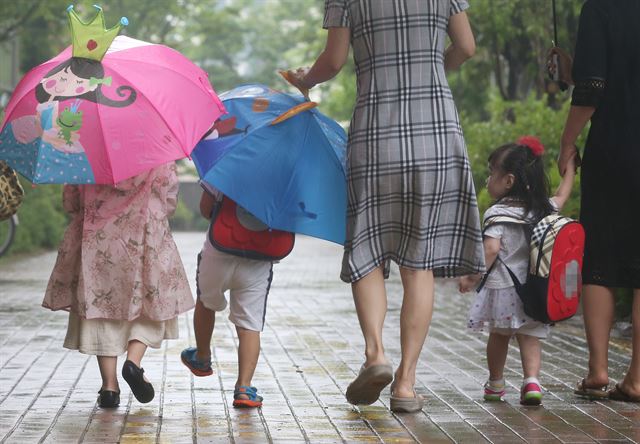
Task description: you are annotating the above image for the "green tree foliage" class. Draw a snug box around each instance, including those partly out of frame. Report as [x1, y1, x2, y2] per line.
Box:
[0, 1, 588, 248]
[462, 93, 584, 218]
[6, 180, 66, 255]
[450, 0, 584, 120]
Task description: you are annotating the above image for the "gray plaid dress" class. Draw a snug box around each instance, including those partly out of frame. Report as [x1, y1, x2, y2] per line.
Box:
[324, 0, 485, 282]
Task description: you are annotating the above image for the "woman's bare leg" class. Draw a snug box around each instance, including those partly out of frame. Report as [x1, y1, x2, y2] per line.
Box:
[393, 268, 434, 399]
[582, 285, 615, 387]
[351, 266, 390, 367]
[620, 290, 640, 396]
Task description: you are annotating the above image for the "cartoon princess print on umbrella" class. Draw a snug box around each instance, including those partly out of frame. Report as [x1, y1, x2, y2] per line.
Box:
[0, 4, 225, 185]
[33, 25, 137, 154]
[2, 5, 137, 183]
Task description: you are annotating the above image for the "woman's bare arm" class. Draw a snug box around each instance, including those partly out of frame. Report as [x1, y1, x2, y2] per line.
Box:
[445, 11, 475, 72]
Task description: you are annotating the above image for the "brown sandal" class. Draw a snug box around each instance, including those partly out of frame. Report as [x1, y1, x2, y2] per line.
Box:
[574, 378, 609, 399]
[608, 383, 640, 403]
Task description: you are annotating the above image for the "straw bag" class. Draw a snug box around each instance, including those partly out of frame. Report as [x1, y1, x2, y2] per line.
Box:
[0, 161, 24, 220]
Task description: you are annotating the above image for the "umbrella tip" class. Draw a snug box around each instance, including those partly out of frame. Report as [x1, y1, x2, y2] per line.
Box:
[120, 17, 129, 26]
[66, 4, 73, 12]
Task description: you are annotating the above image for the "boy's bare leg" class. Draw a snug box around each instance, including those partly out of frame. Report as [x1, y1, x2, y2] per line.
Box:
[236, 326, 260, 398]
[516, 334, 541, 379]
[97, 356, 119, 392]
[194, 299, 215, 361]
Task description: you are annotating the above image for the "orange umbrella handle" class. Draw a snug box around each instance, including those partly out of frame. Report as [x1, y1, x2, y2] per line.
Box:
[271, 101, 318, 125]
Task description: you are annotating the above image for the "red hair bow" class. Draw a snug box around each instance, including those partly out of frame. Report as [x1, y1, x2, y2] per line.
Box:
[517, 136, 545, 157]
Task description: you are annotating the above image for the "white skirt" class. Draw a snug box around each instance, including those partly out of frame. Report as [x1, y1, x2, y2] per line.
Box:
[63, 312, 179, 356]
[467, 286, 549, 338]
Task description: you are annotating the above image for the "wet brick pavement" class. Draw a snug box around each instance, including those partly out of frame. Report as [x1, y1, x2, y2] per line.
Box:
[0, 233, 638, 443]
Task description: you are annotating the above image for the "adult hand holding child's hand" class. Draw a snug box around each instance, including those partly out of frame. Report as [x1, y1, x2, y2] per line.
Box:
[558, 145, 581, 176]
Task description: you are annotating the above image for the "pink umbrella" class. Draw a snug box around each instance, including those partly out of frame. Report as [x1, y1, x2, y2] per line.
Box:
[0, 6, 225, 184]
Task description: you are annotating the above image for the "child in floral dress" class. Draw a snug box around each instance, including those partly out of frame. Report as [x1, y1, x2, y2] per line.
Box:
[42, 162, 194, 408]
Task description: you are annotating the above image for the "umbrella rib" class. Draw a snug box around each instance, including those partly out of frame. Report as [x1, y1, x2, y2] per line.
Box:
[94, 97, 116, 184]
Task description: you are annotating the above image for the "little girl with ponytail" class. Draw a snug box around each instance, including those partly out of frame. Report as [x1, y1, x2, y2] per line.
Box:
[459, 136, 577, 406]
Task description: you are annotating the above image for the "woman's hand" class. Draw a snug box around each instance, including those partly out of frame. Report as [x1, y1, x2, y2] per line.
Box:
[280, 68, 311, 99]
[558, 144, 581, 176]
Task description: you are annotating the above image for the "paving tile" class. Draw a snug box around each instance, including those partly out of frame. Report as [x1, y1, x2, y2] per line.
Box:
[0, 233, 636, 443]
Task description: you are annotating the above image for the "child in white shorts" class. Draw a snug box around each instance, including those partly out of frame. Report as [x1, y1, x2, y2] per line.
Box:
[181, 183, 273, 408]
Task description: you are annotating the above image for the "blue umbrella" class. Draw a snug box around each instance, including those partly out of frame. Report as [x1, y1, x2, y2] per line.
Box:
[192, 84, 347, 245]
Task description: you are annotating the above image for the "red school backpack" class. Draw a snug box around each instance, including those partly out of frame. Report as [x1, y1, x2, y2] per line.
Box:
[480, 214, 585, 324]
[208, 196, 295, 261]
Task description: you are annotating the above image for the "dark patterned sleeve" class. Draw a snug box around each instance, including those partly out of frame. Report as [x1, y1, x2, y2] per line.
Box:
[571, 0, 607, 107]
[450, 0, 470, 16]
[323, 0, 350, 29]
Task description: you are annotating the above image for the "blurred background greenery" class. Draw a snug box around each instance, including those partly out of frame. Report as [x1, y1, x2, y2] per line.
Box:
[1, 0, 586, 237]
[0, 0, 632, 319]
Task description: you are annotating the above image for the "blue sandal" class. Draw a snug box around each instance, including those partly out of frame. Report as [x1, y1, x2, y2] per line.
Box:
[233, 386, 263, 408]
[180, 347, 213, 377]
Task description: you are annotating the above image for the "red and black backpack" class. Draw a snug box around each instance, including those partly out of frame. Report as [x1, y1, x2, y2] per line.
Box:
[478, 214, 585, 324]
[208, 196, 294, 261]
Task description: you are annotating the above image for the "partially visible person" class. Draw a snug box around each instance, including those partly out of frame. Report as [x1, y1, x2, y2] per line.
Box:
[43, 162, 194, 408]
[181, 182, 291, 408]
[558, 0, 640, 402]
[283, 0, 484, 412]
[460, 137, 577, 406]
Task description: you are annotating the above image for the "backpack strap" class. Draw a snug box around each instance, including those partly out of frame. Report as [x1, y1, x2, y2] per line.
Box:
[483, 214, 530, 231]
[476, 214, 532, 293]
[476, 256, 525, 293]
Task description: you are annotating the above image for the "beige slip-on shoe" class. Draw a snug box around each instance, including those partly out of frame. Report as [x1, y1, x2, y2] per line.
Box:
[390, 389, 424, 413]
[345, 364, 393, 405]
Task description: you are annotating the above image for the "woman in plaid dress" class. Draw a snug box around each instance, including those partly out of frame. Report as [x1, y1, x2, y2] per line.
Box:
[285, 0, 484, 412]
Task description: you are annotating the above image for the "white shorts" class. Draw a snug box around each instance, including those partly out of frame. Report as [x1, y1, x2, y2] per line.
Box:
[196, 242, 273, 332]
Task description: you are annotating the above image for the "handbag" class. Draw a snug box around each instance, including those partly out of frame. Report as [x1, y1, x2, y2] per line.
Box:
[546, 0, 573, 91]
[0, 161, 24, 220]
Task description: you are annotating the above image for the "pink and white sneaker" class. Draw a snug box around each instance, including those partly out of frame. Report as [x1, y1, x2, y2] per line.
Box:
[520, 377, 543, 405]
[483, 380, 506, 401]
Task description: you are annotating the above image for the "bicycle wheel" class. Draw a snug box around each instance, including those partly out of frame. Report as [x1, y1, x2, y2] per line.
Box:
[0, 216, 16, 257]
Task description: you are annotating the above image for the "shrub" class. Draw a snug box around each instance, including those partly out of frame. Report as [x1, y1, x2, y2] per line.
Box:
[462, 93, 585, 218]
[8, 179, 67, 255]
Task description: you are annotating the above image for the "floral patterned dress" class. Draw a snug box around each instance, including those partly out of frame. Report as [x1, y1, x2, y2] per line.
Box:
[42, 163, 194, 355]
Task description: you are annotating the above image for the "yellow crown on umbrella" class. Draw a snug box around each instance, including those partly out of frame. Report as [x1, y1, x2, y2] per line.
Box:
[67, 4, 128, 62]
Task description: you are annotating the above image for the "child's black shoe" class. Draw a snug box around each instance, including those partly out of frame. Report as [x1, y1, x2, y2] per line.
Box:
[98, 389, 120, 408]
[122, 360, 155, 403]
